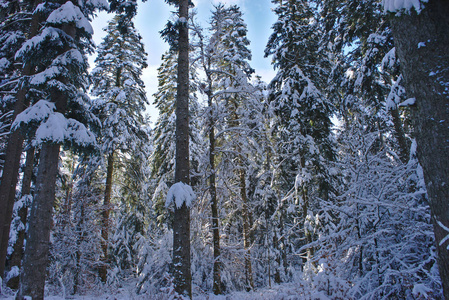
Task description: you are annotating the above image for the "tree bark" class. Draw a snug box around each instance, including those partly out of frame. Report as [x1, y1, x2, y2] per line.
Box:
[240, 167, 254, 290]
[99, 151, 114, 283]
[390, 107, 409, 163]
[389, 1, 449, 298]
[173, 0, 191, 297]
[208, 90, 221, 294]
[7, 147, 35, 290]
[16, 143, 60, 300]
[16, 17, 74, 300]
[0, 0, 41, 278]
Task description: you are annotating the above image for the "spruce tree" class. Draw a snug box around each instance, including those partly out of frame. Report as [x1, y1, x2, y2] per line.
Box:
[13, 0, 103, 297]
[265, 0, 335, 275]
[90, 13, 148, 282]
[0, 0, 39, 279]
[172, 0, 191, 296]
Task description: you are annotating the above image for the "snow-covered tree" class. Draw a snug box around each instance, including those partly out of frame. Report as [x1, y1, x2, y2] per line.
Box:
[171, 0, 191, 296]
[191, 4, 270, 292]
[12, 1, 106, 297]
[386, 0, 449, 297]
[0, 0, 38, 279]
[110, 130, 152, 280]
[90, 13, 149, 282]
[265, 0, 336, 278]
[150, 46, 201, 228]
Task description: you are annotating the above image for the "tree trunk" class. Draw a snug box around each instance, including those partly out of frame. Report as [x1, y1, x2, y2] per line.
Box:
[0, 1, 41, 278]
[16, 143, 60, 300]
[74, 196, 86, 295]
[99, 151, 114, 283]
[389, 1, 449, 298]
[240, 167, 254, 290]
[7, 147, 35, 290]
[390, 107, 409, 163]
[173, 0, 191, 297]
[16, 17, 74, 299]
[208, 89, 221, 294]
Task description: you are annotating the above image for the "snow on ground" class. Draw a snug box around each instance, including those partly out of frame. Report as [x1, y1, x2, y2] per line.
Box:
[1, 281, 318, 300]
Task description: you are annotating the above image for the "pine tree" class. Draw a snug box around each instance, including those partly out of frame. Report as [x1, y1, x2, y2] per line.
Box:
[150, 46, 201, 227]
[13, 1, 103, 297]
[191, 4, 267, 291]
[90, 13, 148, 283]
[0, 0, 40, 279]
[172, 0, 191, 296]
[265, 0, 336, 277]
[5, 146, 35, 289]
[111, 128, 152, 279]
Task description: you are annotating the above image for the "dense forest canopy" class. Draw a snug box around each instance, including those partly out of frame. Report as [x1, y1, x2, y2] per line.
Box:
[0, 0, 448, 299]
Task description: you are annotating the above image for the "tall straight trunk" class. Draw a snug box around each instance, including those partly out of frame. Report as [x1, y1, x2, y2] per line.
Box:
[16, 18, 75, 299]
[16, 143, 61, 300]
[172, 0, 191, 297]
[389, 1, 449, 297]
[7, 147, 35, 290]
[99, 151, 114, 283]
[208, 89, 221, 295]
[240, 167, 254, 290]
[0, 1, 41, 278]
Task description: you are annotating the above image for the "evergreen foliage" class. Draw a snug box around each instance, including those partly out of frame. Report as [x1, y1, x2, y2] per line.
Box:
[0, 1, 443, 299]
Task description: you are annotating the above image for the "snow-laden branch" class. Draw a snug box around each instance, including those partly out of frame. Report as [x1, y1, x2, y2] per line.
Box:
[47, 1, 93, 35]
[165, 182, 196, 209]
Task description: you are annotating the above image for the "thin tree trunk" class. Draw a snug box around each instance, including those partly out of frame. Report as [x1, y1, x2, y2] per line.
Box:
[208, 89, 221, 294]
[389, 1, 449, 298]
[173, 0, 191, 297]
[0, 1, 41, 278]
[74, 197, 86, 295]
[7, 147, 35, 290]
[240, 167, 254, 290]
[99, 151, 114, 283]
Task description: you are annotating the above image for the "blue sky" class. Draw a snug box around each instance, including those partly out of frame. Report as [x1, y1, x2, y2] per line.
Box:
[90, 0, 277, 122]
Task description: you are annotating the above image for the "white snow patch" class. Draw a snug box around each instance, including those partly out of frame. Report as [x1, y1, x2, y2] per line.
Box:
[15, 28, 61, 60]
[34, 113, 96, 146]
[34, 112, 67, 144]
[381, 48, 396, 70]
[413, 283, 432, 298]
[178, 17, 187, 24]
[12, 100, 56, 129]
[165, 182, 195, 209]
[0, 57, 10, 72]
[6, 266, 19, 282]
[398, 97, 416, 107]
[47, 2, 93, 35]
[383, 0, 428, 14]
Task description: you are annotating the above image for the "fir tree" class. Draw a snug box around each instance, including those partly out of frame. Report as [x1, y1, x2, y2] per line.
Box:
[90, 13, 148, 283]
[0, 0, 39, 279]
[265, 0, 336, 276]
[13, 0, 104, 297]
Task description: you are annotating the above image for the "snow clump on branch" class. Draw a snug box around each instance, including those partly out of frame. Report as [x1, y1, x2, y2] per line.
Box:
[383, 0, 429, 14]
[165, 182, 195, 209]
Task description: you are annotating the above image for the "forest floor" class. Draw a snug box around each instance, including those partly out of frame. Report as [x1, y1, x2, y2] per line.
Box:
[0, 280, 321, 300]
